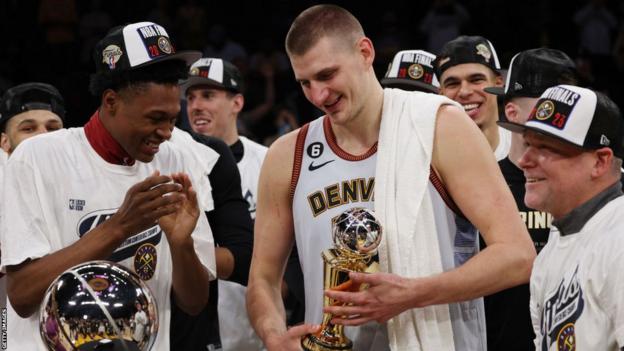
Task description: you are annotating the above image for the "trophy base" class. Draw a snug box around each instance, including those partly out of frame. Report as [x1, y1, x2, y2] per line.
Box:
[301, 334, 353, 351]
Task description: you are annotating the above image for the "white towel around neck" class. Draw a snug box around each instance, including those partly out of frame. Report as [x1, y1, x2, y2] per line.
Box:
[375, 88, 462, 351]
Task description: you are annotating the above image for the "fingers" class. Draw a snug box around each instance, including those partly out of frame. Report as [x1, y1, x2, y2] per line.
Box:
[325, 289, 365, 305]
[287, 323, 320, 338]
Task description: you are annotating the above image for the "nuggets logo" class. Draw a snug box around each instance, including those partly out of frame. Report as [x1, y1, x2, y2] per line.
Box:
[475, 43, 492, 63]
[190, 67, 200, 76]
[540, 265, 584, 351]
[408, 64, 424, 80]
[157, 36, 173, 54]
[535, 101, 555, 120]
[134, 244, 157, 281]
[557, 323, 575, 351]
[102, 45, 123, 69]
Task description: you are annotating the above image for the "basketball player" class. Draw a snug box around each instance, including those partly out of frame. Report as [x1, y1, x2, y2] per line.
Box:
[0, 22, 215, 350]
[247, 5, 535, 351]
[435, 36, 510, 161]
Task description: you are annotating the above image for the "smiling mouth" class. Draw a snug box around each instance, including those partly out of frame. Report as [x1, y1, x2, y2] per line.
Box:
[526, 177, 545, 183]
[324, 95, 342, 109]
[463, 103, 480, 112]
[193, 119, 211, 127]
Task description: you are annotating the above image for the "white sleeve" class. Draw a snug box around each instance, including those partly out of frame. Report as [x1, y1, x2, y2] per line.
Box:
[529, 258, 545, 349]
[1, 156, 52, 271]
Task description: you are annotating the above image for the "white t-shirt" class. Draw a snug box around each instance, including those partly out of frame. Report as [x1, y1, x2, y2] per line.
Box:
[0, 149, 6, 310]
[0, 128, 216, 351]
[494, 127, 511, 161]
[530, 196, 624, 351]
[218, 136, 267, 351]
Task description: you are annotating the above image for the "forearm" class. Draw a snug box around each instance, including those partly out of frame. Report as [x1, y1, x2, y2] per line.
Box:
[413, 242, 534, 307]
[169, 238, 211, 315]
[247, 276, 288, 342]
[7, 221, 125, 318]
[216, 247, 235, 279]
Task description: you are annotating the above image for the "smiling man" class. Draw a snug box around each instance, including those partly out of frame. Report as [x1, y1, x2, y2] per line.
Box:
[0, 82, 65, 155]
[499, 85, 624, 351]
[0, 21, 216, 350]
[435, 36, 510, 161]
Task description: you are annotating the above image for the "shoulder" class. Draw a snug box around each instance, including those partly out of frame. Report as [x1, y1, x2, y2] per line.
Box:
[9, 128, 79, 162]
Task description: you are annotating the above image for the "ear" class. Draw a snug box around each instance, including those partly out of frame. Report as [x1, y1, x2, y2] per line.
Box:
[101, 89, 119, 116]
[0, 132, 10, 153]
[495, 74, 504, 87]
[504, 101, 520, 123]
[357, 37, 375, 67]
[232, 93, 244, 115]
[592, 148, 614, 178]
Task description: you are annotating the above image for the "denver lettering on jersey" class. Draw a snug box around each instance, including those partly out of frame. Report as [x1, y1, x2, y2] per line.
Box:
[307, 177, 375, 217]
[519, 210, 552, 229]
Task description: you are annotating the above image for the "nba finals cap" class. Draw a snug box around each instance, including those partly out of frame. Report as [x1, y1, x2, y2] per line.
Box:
[433, 35, 501, 79]
[484, 48, 578, 99]
[93, 21, 201, 73]
[498, 85, 624, 158]
[381, 50, 439, 93]
[180, 58, 243, 95]
[0, 82, 65, 129]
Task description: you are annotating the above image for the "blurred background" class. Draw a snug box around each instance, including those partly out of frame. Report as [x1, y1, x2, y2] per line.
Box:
[1, 0, 623, 145]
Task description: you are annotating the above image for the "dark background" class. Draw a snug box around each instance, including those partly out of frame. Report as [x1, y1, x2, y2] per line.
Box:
[1, 0, 623, 144]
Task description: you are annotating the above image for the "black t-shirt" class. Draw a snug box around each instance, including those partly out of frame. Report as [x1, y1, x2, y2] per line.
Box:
[483, 157, 551, 351]
[170, 130, 254, 350]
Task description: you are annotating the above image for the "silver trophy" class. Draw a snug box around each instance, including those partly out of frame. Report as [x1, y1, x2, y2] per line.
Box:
[40, 260, 158, 351]
[302, 207, 382, 351]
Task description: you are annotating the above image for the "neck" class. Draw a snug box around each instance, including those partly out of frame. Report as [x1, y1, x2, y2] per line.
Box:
[84, 109, 134, 165]
[480, 121, 500, 153]
[223, 124, 240, 146]
[508, 134, 525, 167]
[331, 79, 384, 154]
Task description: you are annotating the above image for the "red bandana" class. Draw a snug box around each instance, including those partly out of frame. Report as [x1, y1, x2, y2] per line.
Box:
[84, 110, 135, 166]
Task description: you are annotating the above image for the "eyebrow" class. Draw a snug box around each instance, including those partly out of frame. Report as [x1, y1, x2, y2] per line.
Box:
[296, 65, 339, 83]
[442, 72, 488, 86]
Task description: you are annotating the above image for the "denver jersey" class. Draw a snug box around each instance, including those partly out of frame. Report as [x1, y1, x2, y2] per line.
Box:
[291, 116, 486, 350]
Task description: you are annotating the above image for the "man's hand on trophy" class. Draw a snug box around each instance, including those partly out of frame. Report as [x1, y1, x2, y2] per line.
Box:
[265, 324, 320, 351]
[323, 272, 417, 325]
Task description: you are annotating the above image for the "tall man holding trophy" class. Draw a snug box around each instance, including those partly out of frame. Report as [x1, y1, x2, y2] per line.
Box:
[247, 4, 536, 351]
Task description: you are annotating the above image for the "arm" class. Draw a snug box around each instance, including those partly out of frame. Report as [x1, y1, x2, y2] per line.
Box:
[189, 132, 254, 284]
[246, 131, 317, 350]
[7, 172, 187, 318]
[160, 173, 211, 315]
[326, 105, 535, 325]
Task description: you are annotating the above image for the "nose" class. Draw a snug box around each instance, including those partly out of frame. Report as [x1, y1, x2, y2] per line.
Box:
[517, 145, 537, 170]
[457, 80, 473, 99]
[155, 121, 174, 141]
[308, 82, 330, 107]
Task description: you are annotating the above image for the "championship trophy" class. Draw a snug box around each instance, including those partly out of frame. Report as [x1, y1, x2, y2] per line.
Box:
[40, 260, 158, 351]
[302, 207, 382, 351]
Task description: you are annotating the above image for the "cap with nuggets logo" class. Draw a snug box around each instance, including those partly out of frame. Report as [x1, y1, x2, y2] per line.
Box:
[433, 35, 501, 79]
[498, 85, 624, 158]
[93, 21, 201, 73]
[180, 58, 243, 95]
[0, 82, 65, 131]
[484, 48, 578, 99]
[381, 50, 439, 93]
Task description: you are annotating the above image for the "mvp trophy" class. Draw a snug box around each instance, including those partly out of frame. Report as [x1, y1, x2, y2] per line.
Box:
[302, 207, 382, 351]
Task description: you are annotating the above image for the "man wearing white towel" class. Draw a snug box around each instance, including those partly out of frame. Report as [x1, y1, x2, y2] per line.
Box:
[247, 4, 535, 351]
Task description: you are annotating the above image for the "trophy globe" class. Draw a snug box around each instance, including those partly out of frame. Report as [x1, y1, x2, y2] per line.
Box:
[332, 207, 382, 257]
[40, 260, 158, 351]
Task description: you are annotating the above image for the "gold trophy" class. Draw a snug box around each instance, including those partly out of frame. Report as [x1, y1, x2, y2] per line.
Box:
[302, 207, 382, 351]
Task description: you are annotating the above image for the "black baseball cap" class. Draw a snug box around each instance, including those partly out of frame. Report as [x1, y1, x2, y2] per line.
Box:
[0, 82, 65, 130]
[498, 85, 624, 158]
[433, 35, 501, 79]
[180, 58, 244, 95]
[484, 48, 578, 99]
[93, 21, 201, 73]
[381, 50, 439, 93]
